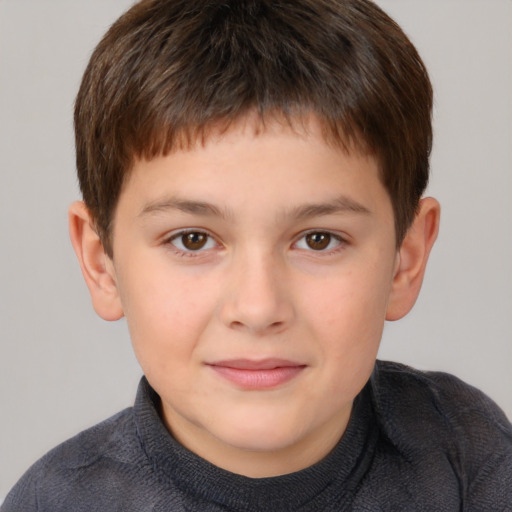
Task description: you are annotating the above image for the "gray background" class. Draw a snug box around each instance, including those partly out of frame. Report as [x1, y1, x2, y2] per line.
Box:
[1, 0, 511, 501]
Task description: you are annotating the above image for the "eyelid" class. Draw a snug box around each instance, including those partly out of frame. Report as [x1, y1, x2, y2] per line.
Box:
[293, 229, 348, 253]
[162, 227, 349, 257]
[165, 228, 221, 255]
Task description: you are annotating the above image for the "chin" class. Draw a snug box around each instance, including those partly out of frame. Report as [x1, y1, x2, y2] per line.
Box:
[212, 415, 305, 453]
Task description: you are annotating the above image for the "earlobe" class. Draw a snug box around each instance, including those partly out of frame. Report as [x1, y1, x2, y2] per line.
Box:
[386, 197, 440, 321]
[68, 201, 124, 321]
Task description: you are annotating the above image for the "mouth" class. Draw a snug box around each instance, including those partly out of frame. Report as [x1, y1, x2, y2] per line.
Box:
[205, 359, 307, 390]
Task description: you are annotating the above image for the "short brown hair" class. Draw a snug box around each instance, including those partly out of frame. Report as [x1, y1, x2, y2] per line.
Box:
[75, 0, 433, 256]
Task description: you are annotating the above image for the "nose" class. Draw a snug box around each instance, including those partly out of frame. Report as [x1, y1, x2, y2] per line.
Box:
[219, 251, 294, 336]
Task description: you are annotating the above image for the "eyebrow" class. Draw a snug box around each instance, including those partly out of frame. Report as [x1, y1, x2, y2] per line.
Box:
[139, 197, 232, 219]
[287, 196, 372, 220]
[139, 195, 371, 220]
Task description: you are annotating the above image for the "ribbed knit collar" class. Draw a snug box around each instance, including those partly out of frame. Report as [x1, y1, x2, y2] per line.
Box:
[134, 376, 378, 512]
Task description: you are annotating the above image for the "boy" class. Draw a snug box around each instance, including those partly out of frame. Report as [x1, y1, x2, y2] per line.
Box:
[3, 0, 511, 510]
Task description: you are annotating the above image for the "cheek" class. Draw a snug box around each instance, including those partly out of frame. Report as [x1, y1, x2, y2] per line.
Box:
[302, 264, 392, 358]
[308, 266, 390, 317]
[305, 279, 387, 401]
[117, 261, 218, 370]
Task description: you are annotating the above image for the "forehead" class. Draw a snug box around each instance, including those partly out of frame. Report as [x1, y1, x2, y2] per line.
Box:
[118, 112, 388, 222]
[125, 111, 387, 222]
[120, 111, 381, 216]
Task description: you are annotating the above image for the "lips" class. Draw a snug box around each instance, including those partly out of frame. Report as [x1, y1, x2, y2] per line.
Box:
[206, 359, 306, 389]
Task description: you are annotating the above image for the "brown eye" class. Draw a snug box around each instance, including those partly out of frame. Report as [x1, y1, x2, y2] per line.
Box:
[305, 232, 331, 250]
[181, 232, 208, 250]
[295, 231, 343, 253]
[170, 231, 216, 252]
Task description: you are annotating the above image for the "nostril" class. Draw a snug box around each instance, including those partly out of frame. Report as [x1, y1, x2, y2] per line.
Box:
[228, 319, 285, 334]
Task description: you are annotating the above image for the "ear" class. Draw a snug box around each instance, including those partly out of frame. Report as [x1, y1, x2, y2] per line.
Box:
[68, 201, 124, 321]
[386, 197, 440, 321]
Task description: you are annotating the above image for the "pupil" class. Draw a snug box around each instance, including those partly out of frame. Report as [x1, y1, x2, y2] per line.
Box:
[306, 232, 330, 250]
[183, 232, 207, 250]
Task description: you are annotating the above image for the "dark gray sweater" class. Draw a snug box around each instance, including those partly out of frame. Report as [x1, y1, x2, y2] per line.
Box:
[3, 361, 512, 511]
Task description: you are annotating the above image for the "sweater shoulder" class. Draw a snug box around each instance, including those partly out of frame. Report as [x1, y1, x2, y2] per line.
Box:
[45, 406, 137, 469]
[374, 360, 511, 429]
[372, 360, 512, 467]
[1, 407, 141, 511]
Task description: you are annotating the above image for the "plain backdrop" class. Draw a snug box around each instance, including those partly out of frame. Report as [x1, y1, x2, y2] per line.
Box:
[1, 0, 511, 501]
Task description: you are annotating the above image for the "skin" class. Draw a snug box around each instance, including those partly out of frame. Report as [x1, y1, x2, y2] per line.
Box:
[69, 115, 440, 478]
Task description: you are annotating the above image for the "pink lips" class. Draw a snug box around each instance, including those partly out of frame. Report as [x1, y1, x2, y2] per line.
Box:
[207, 359, 306, 390]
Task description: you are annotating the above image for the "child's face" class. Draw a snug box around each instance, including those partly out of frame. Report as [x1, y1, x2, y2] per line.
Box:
[108, 116, 398, 476]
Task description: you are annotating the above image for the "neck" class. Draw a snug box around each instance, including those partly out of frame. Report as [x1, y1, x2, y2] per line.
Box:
[164, 405, 352, 478]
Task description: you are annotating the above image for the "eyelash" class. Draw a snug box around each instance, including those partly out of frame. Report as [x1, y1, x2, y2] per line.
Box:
[293, 230, 346, 255]
[164, 229, 348, 257]
[165, 229, 220, 257]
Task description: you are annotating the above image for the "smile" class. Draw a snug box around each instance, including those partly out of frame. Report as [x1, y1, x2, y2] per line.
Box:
[206, 359, 307, 390]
